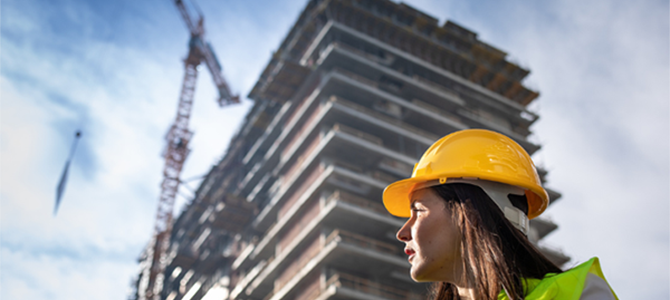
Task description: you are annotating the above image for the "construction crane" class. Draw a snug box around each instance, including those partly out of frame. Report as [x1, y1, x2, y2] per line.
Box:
[137, 1, 239, 299]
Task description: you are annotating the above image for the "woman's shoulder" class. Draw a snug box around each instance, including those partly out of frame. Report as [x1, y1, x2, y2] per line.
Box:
[510, 257, 618, 300]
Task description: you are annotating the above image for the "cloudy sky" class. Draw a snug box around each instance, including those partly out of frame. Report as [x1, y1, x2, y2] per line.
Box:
[1, 0, 667, 299]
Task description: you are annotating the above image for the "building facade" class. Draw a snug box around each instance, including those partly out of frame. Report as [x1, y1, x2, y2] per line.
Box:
[131, 1, 568, 299]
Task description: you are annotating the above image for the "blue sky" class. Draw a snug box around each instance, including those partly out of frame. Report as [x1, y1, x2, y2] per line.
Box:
[1, 0, 668, 299]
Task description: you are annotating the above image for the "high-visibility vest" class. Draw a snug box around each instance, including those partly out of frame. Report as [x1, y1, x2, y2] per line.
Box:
[498, 257, 618, 300]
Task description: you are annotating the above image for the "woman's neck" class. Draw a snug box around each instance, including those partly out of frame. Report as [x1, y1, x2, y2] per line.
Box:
[454, 274, 477, 300]
[456, 286, 475, 300]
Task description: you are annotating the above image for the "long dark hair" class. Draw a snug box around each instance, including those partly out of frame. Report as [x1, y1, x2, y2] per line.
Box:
[429, 183, 562, 300]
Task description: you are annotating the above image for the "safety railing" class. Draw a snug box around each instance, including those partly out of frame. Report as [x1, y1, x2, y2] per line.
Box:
[280, 136, 323, 186]
[332, 67, 379, 89]
[293, 277, 321, 300]
[372, 170, 397, 184]
[333, 41, 396, 66]
[332, 123, 383, 146]
[327, 95, 439, 141]
[273, 236, 322, 293]
[326, 189, 388, 216]
[277, 201, 320, 252]
[281, 103, 324, 161]
[325, 229, 397, 256]
[325, 271, 424, 300]
[266, 228, 409, 300]
[411, 74, 460, 99]
[278, 163, 325, 219]
[410, 98, 462, 124]
[331, 43, 460, 109]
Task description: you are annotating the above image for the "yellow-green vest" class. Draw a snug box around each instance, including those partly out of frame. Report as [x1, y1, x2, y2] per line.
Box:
[498, 257, 618, 300]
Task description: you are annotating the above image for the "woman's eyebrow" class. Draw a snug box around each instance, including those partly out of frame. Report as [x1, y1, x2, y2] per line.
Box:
[410, 199, 423, 209]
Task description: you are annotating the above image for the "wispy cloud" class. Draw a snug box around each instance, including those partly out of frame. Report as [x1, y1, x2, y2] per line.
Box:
[1, 0, 306, 299]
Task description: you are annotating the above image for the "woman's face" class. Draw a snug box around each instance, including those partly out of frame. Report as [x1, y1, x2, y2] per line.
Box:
[396, 188, 463, 283]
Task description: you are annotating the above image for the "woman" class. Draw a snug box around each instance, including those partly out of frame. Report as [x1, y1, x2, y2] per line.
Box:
[382, 129, 617, 300]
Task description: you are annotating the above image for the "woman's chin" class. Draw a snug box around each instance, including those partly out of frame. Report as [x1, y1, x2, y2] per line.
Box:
[410, 266, 453, 283]
[410, 268, 432, 282]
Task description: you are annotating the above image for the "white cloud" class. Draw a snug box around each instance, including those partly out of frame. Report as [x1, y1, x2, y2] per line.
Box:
[2, 245, 138, 299]
[1, 0, 306, 299]
[1, 2, 186, 299]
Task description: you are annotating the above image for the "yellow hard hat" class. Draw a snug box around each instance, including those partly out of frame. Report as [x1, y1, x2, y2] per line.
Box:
[382, 129, 549, 219]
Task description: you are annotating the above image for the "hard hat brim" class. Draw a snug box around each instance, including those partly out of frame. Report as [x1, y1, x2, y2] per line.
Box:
[382, 174, 549, 219]
[382, 176, 430, 218]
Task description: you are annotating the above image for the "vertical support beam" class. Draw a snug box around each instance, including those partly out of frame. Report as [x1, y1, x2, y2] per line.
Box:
[141, 56, 200, 300]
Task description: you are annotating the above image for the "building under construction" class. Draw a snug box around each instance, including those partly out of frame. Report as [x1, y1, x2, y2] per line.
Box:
[131, 0, 568, 299]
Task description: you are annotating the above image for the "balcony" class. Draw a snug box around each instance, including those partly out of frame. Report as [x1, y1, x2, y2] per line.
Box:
[301, 21, 538, 116]
[253, 122, 417, 231]
[238, 79, 325, 196]
[240, 70, 457, 200]
[232, 169, 405, 299]
[317, 43, 465, 112]
[242, 101, 292, 165]
[262, 228, 409, 300]
[312, 271, 424, 300]
[322, 70, 466, 137]
[328, 96, 438, 144]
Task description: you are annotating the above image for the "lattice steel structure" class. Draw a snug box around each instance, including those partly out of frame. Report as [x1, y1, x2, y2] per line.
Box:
[133, 1, 238, 299]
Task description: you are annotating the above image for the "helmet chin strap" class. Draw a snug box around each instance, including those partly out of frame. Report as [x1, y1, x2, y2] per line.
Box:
[411, 178, 530, 235]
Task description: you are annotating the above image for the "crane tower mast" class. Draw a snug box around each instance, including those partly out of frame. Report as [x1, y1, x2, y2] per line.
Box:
[138, 1, 238, 299]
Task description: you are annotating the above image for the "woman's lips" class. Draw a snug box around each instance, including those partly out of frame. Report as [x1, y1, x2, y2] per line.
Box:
[405, 248, 415, 262]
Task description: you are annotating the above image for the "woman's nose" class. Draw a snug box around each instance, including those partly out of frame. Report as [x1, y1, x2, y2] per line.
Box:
[396, 219, 412, 242]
